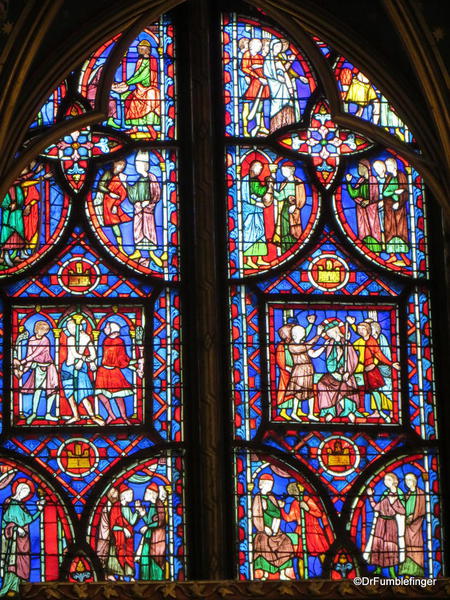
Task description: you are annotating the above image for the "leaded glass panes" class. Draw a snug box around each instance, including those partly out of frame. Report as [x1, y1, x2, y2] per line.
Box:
[0, 163, 70, 276]
[222, 14, 316, 138]
[223, 10, 442, 582]
[334, 57, 417, 146]
[226, 146, 320, 277]
[0, 0, 445, 591]
[87, 149, 179, 279]
[0, 12, 184, 590]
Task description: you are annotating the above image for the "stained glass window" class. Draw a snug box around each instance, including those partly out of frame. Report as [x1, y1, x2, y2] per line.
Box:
[0, 0, 446, 593]
[222, 10, 443, 583]
[0, 13, 185, 593]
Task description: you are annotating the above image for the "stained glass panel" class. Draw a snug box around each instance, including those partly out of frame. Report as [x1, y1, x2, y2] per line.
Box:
[87, 149, 179, 280]
[222, 14, 316, 138]
[224, 10, 441, 582]
[0, 458, 74, 595]
[334, 57, 416, 147]
[1, 9, 186, 587]
[267, 301, 401, 425]
[0, 304, 3, 436]
[79, 34, 122, 108]
[407, 289, 437, 440]
[153, 289, 183, 442]
[258, 228, 404, 297]
[41, 124, 124, 193]
[87, 452, 186, 581]
[4, 434, 154, 514]
[235, 451, 334, 580]
[6, 229, 153, 298]
[276, 99, 373, 189]
[11, 304, 146, 427]
[350, 452, 442, 578]
[334, 150, 428, 277]
[104, 18, 176, 140]
[227, 146, 320, 277]
[230, 286, 262, 441]
[0, 162, 70, 276]
[29, 81, 68, 130]
[262, 430, 406, 512]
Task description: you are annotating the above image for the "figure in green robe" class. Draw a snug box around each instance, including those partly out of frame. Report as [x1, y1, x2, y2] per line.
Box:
[399, 473, 426, 577]
[136, 484, 167, 580]
[0, 184, 26, 268]
[242, 160, 274, 269]
[0, 480, 44, 598]
[252, 474, 294, 579]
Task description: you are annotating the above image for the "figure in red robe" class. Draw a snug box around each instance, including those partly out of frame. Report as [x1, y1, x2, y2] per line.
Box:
[284, 482, 332, 577]
[97, 160, 131, 254]
[112, 40, 160, 137]
[240, 38, 270, 135]
[108, 484, 140, 581]
[95, 321, 134, 424]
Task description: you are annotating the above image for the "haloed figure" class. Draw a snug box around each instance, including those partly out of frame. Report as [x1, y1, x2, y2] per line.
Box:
[0, 480, 45, 597]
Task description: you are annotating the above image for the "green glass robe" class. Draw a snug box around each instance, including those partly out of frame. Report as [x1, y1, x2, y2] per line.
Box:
[138, 504, 164, 580]
[0, 499, 40, 597]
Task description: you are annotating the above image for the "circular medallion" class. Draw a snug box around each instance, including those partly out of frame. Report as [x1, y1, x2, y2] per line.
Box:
[318, 436, 360, 477]
[57, 438, 99, 478]
[0, 163, 70, 277]
[308, 253, 349, 291]
[57, 257, 101, 294]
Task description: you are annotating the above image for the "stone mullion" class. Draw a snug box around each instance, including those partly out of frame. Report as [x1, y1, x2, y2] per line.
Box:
[184, 0, 227, 580]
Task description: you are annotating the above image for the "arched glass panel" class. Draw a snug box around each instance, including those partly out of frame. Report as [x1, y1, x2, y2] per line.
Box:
[0, 11, 184, 590]
[223, 10, 442, 582]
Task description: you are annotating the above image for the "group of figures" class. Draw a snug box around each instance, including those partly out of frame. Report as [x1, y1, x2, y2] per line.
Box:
[273, 310, 399, 423]
[0, 463, 72, 598]
[223, 16, 314, 138]
[362, 471, 427, 578]
[343, 155, 411, 266]
[90, 151, 170, 271]
[96, 481, 168, 581]
[0, 457, 183, 594]
[238, 35, 309, 136]
[13, 308, 144, 426]
[0, 163, 63, 271]
[251, 473, 332, 579]
[243, 462, 430, 581]
[239, 157, 314, 270]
